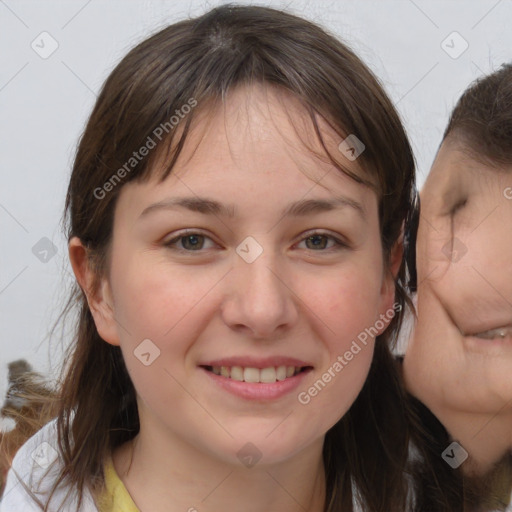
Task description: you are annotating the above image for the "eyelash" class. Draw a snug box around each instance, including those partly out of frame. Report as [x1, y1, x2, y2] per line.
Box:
[449, 198, 467, 216]
[163, 230, 349, 254]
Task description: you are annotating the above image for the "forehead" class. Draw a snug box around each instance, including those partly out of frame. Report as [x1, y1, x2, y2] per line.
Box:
[127, 84, 375, 208]
[110, 84, 382, 235]
[422, 140, 512, 205]
[173, 85, 366, 177]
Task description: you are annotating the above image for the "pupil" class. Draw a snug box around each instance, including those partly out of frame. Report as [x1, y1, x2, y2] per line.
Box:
[183, 235, 202, 250]
[307, 235, 326, 250]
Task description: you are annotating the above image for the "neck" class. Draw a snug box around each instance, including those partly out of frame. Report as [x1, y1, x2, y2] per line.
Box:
[113, 417, 326, 512]
[432, 406, 512, 476]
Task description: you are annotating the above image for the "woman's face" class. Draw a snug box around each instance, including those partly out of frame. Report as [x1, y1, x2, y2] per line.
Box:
[405, 139, 512, 416]
[89, 85, 395, 467]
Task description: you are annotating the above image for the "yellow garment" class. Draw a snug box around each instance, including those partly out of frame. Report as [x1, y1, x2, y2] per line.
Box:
[95, 454, 140, 512]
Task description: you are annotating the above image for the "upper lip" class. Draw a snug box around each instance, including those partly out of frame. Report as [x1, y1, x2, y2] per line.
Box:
[199, 356, 313, 368]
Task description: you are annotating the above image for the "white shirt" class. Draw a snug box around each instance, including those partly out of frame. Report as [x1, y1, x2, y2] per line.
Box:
[0, 419, 97, 512]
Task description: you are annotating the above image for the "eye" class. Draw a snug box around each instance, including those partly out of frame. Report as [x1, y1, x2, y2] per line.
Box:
[448, 198, 467, 216]
[164, 231, 217, 252]
[163, 230, 348, 254]
[296, 231, 348, 251]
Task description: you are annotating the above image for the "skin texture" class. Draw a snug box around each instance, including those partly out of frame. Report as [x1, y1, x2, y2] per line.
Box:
[404, 138, 512, 475]
[69, 85, 398, 512]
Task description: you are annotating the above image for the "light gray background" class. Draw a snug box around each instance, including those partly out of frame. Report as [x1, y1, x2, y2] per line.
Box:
[1, 0, 511, 400]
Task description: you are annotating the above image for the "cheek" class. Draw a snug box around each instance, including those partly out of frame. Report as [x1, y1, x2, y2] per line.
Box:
[298, 262, 383, 414]
[419, 196, 512, 299]
[110, 250, 224, 342]
[413, 234, 512, 412]
[321, 263, 385, 337]
[110, 257, 211, 414]
[429, 229, 512, 326]
[416, 217, 452, 283]
[466, 228, 512, 290]
[300, 316, 375, 430]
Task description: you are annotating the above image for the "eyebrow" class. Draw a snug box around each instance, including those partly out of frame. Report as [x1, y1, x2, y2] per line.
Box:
[139, 195, 366, 220]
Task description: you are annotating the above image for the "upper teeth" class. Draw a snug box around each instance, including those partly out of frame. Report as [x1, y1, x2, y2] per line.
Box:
[211, 365, 300, 383]
[474, 327, 511, 340]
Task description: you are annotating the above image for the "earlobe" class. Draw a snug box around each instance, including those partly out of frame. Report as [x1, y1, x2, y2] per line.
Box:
[68, 237, 120, 346]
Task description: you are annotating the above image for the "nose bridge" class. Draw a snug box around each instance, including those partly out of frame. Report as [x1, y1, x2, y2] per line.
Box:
[237, 246, 288, 306]
[223, 243, 297, 336]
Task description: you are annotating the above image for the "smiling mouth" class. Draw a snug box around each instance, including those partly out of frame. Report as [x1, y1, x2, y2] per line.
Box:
[471, 326, 512, 341]
[201, 365, 311, 383]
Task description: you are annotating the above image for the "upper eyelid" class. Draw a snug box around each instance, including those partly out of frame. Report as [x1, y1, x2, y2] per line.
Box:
[164, 230, 219, 249]
[451, 198, 467, 213]
[297, 231, 348, 246]
[443, 197, 467, 217]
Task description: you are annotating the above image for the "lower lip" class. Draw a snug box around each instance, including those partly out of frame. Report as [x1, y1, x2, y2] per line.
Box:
[464, 335, 512, 355]
[201, 367, 311, 401]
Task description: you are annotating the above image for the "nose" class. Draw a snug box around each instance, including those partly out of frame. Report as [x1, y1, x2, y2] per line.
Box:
[220, 249, 299, 339]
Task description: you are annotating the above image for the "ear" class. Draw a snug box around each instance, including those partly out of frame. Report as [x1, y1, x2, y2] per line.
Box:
[68, 237, 120, 346]
[389, 233, 404, 280]
[377, 235, 404, 333]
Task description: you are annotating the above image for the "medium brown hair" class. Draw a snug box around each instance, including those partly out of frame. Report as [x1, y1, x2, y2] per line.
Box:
[444, 63, 512, 166]
[39, 5, 415, 511]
